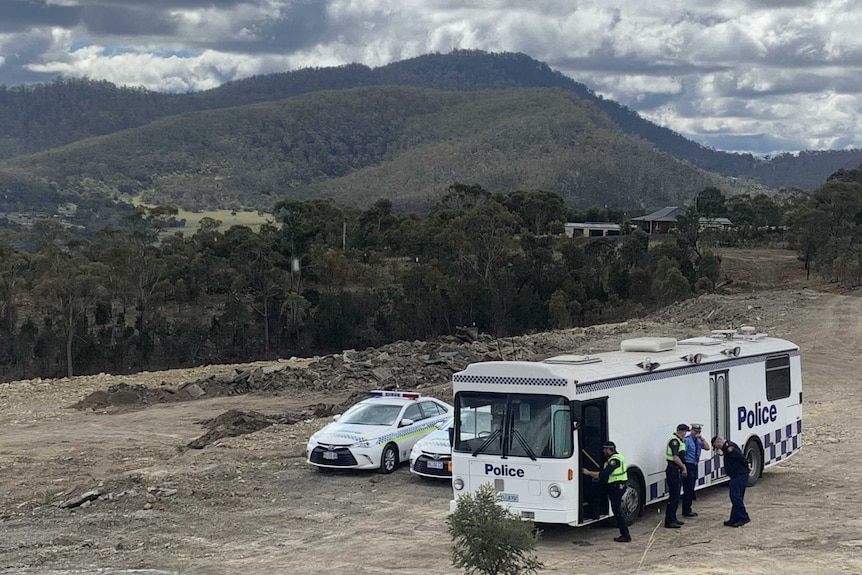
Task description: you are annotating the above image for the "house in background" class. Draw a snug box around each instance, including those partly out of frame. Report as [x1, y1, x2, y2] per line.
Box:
[564, 222, 622, 238]
[630, 206, 686, 234]
[631, 206, 733, 234]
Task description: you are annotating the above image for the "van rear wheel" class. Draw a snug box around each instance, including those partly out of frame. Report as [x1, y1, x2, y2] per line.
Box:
[744, 439, 764, 486]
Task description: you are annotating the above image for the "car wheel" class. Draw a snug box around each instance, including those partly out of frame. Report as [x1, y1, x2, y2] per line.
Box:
[744, 439, 764, 486]
[379, 443, 398, 474]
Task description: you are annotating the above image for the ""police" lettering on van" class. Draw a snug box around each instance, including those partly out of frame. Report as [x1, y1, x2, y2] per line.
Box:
[484, 464, 525, 477]
[737, 401, 777, 430]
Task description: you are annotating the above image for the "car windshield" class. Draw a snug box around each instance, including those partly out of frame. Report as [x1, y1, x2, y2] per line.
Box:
[339, 403, 403, 426]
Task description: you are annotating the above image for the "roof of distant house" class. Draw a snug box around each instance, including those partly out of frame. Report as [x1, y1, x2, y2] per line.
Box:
[631, 206, 686, 222]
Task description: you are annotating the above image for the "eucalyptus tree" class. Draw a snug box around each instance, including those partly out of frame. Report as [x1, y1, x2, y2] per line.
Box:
[119, 205, 178, 365]
[0, 233, 29, 376]
[223, 223, 287, 355]
[29, 219, 108, 378]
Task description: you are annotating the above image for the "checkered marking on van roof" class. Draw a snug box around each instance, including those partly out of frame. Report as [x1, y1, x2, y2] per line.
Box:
[453, 374, 567, 387]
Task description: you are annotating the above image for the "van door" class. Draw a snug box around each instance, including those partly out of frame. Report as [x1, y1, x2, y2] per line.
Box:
[710, 370, 730, 480]
[577, 399, 608, 522]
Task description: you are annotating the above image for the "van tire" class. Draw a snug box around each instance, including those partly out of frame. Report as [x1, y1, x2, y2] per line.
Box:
[622, 470, 645, 526]
[744, 439, 764, 486]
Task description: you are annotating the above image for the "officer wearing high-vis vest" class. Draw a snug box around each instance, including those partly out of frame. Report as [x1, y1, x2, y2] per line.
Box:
[664, 423, 689, 528]
[582, 441, 631, 542]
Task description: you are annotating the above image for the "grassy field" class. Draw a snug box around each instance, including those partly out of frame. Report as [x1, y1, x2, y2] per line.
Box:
[130, 197, 274, 235]
[171, 208, 274, 235]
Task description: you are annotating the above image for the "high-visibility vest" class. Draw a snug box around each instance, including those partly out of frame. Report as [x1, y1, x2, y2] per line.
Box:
[666, 434, 686, 461]
[606, 452, 628, 483]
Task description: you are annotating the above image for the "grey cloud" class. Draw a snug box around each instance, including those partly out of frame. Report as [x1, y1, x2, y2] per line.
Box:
[0, 0, 80, 32]
[214, 2, 329, 54]
[80, 5, 180, 36]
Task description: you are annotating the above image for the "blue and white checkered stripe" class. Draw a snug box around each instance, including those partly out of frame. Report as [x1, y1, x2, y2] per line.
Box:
[763, 419, 803, 465]
[647, 419, 803, 500]
[376, 415, 450, 445]
[453, 374, 567, 387]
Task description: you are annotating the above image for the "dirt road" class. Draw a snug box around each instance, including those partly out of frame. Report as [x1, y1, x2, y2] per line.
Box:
[1, 249, 860, 575]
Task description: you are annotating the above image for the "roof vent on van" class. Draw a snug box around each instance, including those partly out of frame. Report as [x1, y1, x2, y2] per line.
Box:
[620, 337, 677, 353]
[544, 355, 602, 365]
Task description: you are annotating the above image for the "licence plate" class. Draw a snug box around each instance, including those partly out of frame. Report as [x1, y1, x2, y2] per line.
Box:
[323, 451, 338, 460]
[498, 493, 519, 502]
[427, 460, 445, 469]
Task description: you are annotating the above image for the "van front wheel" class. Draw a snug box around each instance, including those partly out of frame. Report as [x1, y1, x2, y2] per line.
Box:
[621, 473, 644, 526]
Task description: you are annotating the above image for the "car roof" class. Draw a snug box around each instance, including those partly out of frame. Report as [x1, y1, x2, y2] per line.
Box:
[357, 396, 432, 407]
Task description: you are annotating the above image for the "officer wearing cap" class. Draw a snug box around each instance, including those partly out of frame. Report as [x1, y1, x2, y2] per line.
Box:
[682, 423, 710, 517]
[582, 441, 631, 542]
[664, 423, 689, 528]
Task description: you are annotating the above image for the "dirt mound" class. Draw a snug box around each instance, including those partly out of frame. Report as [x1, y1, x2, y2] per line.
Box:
[187, 409, 299, 449]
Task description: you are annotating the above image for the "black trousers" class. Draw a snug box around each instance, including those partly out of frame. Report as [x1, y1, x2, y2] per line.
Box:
[608, 482, 630, 538]
[728, 473, 750, 524]
[665, 465, 682, 525]
[682, 462, 698, 514]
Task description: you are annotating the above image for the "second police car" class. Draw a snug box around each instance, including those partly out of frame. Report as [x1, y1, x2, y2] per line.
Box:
[410, 408, 493, 479]
[409, 417, 454, 479]
[306, 390, 453, 473]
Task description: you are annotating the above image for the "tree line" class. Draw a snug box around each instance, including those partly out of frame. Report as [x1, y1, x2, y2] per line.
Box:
[0, 185, 798, 383]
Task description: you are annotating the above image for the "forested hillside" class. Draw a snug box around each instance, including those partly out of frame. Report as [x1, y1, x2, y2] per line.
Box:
[0, 86, 742, 213]
[1, 50, 860, 196]
[0, 184, 774, 383]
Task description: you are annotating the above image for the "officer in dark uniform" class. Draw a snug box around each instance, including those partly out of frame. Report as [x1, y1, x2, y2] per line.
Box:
[664, 423, 689, 528]
[582, 441, 631, 542]
[712, 436, 752, 527]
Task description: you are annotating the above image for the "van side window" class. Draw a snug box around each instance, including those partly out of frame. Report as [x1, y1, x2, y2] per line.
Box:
[765, 355, 791, 400]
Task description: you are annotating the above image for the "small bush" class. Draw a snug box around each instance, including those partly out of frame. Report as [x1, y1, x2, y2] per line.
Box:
[447, 483, 543, 575]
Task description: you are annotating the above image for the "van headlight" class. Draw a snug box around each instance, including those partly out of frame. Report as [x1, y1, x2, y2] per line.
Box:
[453, 478, 465, 491]
[548, 483, 562, 498]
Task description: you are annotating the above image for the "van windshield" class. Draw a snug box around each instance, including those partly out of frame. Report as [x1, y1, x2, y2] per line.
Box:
[453, 392, 573, 459]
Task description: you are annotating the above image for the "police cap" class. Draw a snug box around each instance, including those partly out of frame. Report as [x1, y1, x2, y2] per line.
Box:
[602, 441, 616, 450]
[676, 423, 691, 432]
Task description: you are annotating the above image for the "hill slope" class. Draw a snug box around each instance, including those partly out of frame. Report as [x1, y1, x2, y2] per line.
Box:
[0, 86, 746, 212]
[1, 50, 860, 195]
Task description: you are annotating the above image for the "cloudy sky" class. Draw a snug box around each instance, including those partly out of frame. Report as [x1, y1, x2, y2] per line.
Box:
[1, 0, 861, 157]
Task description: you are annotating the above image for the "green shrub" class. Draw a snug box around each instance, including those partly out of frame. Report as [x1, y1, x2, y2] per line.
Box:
[447, 483, 543, 575]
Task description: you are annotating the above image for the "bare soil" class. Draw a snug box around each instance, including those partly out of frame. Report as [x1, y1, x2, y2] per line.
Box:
[1, 247, 860, 575]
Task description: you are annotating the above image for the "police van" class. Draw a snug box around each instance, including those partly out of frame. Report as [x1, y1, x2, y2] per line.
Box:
[449, 327, 802, 526]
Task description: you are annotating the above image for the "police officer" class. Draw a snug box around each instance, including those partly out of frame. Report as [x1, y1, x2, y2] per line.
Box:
[664, 423, 689, 528]
[712, 436, 752, 527]
[682, 423, 710, 517]
[582, 441, 631, 542]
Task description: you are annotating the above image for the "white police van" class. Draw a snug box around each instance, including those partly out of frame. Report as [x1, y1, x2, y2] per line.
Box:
[449, 328, 802, 526]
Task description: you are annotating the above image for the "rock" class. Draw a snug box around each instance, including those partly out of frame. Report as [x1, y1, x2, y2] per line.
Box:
[59, 489, 101, 509]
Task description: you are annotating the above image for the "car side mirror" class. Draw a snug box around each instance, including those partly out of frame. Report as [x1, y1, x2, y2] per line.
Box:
[399, 418, 414, 427]
[332, 414, 341, 422]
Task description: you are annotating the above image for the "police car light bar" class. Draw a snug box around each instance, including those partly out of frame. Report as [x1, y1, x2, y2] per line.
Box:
[368, 390, 421, 399]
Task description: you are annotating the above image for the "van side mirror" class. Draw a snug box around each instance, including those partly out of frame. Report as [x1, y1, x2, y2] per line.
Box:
[448, 426, 455, 447]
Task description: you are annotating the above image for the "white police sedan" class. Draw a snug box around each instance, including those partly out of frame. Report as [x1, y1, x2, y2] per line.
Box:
[306, 391, 453, 474]
[409, 417, 454, 479]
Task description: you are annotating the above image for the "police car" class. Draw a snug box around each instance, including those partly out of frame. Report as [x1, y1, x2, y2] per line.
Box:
[306, 390, 453, 474]
[409, 417, 454, 479]
[410, 408, 493, 479]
